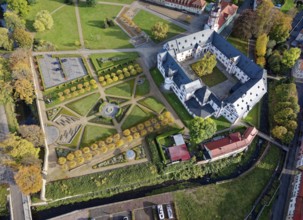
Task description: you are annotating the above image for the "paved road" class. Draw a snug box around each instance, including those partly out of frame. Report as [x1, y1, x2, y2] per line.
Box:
[271, 82, 303, 220]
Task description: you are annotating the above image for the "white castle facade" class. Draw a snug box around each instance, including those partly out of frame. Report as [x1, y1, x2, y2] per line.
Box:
[157, 29, 267, 123]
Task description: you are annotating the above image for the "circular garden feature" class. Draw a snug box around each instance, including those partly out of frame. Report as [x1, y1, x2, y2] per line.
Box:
[99, 102, 121, 119]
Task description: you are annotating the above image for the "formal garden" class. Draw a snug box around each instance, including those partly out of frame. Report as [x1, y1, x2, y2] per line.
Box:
[34, 53, 179, 180]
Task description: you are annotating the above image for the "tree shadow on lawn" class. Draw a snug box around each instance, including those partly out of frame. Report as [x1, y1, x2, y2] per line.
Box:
[102, 29, 131, 41]
[87, 20, 104, 28]
[26, 19, 35, 32]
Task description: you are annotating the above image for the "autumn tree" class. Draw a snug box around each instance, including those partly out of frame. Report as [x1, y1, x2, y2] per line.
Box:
[255, 34, 269, 57]
[12, 28, 33, 48]
[151, 22, 169, 41]
[0, 81, 13, 104]
[0, 134, 39, 161]
[254, 0, 274, 37]
[232, 9, 256, 40]
[268, 50, 282, 74]
[271, 126, 287, 140]
[189, 117, 217, 144]
[19, 125, 44, 147]
[7, 0, 29, 17]
[4, 11, 25, 30]
[14, 165, 42, 195]
[281, 47, 301, 69]
[192, 52, 217, 77]
[14, 79, 35, 104]
[0, 28, 12, 50]
[269, 13, 292, 43]
[33, 10, 54, 32]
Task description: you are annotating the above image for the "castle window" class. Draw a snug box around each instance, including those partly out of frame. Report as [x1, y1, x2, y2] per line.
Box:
[194, 37, 196, 40]
[185, 40, 187, 43]
[202, 34, 204, 37]
[258, 86, 260, 88]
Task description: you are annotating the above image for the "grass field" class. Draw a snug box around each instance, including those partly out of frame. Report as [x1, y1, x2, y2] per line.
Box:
[34, 5, 79, 50]
[79, 3, 132, 49]
[211, 116, 231, 131]
[281, 0, 295, 12]
[81, 125, 116, 146]
[66, 93, 100, 116]
[150, 68, 192, 126]
[0, 185, 8, 216]
[135, 77, 150, 97]
[139, 97, 165, 113]
[100, 0, 135, 3]
[122, 105, 153, 130]
[174, 146, 281, 220]
[26, 0, 65, 31]
[63, 126, 83, 148]
[244, 102, 260, 128]
[133, 10, 185, 42]
[4, 101, 18, 132]
[227, 37, 248, 55]
[200, 67, 227, 87]
[105, 79, 135, 98]
[57, 107, 78, 118]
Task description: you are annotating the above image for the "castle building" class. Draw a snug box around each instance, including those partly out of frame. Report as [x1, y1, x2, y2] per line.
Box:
[157, 29, 267, 123]
[144, 0, 206, 14]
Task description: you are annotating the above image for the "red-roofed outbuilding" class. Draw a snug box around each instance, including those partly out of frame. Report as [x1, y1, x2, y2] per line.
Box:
[168, 144, 191, 162]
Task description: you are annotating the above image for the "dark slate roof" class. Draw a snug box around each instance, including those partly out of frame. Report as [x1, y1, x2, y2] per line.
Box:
[194, 87, 208, 104]
[162, 52, 191, 87]
[209, 93, 221, 107]
[200, 104, 215, 118]
[230, 82, 242, 94]
[185, 98, 202, 116]
[212, 33, 263, 79]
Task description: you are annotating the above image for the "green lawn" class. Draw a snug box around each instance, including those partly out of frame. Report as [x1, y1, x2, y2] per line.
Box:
[133, 10, 186, 42]
[4, 101, 18, 132]
[99, 0, 135, 4]
[81, 125, 116, 146]
[174, 146, 281, 220]
[122, 105, 153, 130]
[105, 79, 135, 98]
[26, 0, 65, 31]
[79, 3, 132, 49]
[244, 102, 260, 128]
[0, 185, 8, 216]
[89, 52, 139, 72]
[227, 37, 248, 55]
[139, 97, 165, 113]
[63, 126, 83, 149]
[135, 77, 150, 97]
[34, 4, 79, 50]
[150, 68, 192, 126]
[211, 116, 231, 131]
[66, 93, 100, 116]
[199, 67, 227, 87]
[57, 107, 78, 118]
[281, 0, 295, 12]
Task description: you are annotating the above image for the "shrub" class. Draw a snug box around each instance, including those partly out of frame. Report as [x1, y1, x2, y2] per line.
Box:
[118, 74, 124, 80]
[125, 72, 130, 77]
[71, 86, 76, 92]
[108, 143, 115, 150]
[126, 135, 133, 142]
[116, 139, 124, 147]
[136, 67, 143, 74]
[84, 153, 92, 161]
[105, 74, 111, 79]
[84, 82, 90, 87]
[154, 123, 161, 130]
[82, 147, 90, 154]
[66, 94, 72, 99]
[90, 143, 98, 151]
[92, 84, 98, 89]
[130, 127, 137, 133]
[86, 86, 91, 91]
[79, 88, 85, 93]
[66, 153, 74, 161]
[69, 161, 77, 169]
[77, 157, 84, 165]
[148, 127, 154, 133]
[131, 69, 137, 75]
[61, 164, 68, 171]
[58, 157, 66, 165]
[59, 96, 65, 101]
[144, 121, 151, 127]
[151, 118, 158, 124]
[123, 129, 131, 136]
[99, 76, 105, 82]
[113, 76, 119, 82]
[72, 91, 78, 97]
[100, 146, 108, 153]
[74, 150, 82, 158]
[140, 130, 147, 136]
[77, 84, 83, 89]
[101, 81, 107, 87]
[107, 78, 113, 84]
[137, 123, 145, 130]
[58, 92, 63, 97]
[134, 132, 140, 139]
[90, 79, 96, 85]
[64, 89, 70, 95]
[128, 65, 134, 70]
[123, 68, 128, 73]
[98, 141, 106, 147]
[117, 70, 122, 75]
[111, 72, 116, 77]
[106, 137, 113, 144]
[113, 133, 120, 141]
